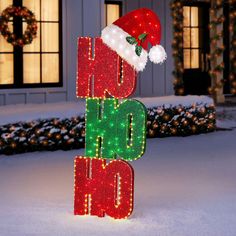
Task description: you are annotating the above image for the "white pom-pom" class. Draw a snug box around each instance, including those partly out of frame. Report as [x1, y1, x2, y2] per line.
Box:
[149, 45, 167, 64]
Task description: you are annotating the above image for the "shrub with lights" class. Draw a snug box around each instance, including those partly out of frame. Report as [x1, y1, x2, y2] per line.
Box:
[229, 0, 236, 94]
[147, 103, 216, 138]
[0, 100, 216, 155]
[0, 101, 216, 155]
[0, 116, 85, 155]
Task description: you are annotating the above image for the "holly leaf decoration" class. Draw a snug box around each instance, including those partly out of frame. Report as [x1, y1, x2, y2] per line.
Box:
[135, 45, 142, 56]
[126, 36, 137, 45]
[138, 33, 147, 42]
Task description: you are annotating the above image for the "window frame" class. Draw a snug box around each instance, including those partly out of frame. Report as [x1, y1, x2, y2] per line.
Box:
[0, 0, 63, 89]
[183, 5, 200, 70]
[105, 0, 122, 26]
[182, 1, 210, 71]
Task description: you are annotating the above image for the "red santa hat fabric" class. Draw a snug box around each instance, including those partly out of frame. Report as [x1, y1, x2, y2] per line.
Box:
[101, 8, 167, 72]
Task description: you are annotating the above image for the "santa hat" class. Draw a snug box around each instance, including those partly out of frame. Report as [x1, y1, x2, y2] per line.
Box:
[101, 8, 167, 72]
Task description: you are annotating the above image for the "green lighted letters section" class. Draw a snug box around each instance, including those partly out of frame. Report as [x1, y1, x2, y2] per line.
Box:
[116, 100, 147, 160]
[85, 99, 117, 158]
[85, 98, 147, 161]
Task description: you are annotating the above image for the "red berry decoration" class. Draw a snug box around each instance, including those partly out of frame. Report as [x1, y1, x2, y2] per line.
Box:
[0, 5, 37, 47]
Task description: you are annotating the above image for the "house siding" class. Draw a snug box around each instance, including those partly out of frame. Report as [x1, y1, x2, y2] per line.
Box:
[0, 0, 174, 106]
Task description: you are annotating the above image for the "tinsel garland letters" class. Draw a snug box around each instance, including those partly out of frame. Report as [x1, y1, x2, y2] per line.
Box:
[74, 37, 147, 219]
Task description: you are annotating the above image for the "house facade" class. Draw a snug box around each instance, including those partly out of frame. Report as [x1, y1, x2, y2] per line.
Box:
[0, 0, 234, 105]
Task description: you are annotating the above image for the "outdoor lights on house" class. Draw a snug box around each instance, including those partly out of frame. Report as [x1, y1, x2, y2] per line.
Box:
[171, 0, 236, 97]
[229, 0, 236, 94]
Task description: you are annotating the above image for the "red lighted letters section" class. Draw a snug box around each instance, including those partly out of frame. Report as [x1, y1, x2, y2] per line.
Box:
[77, 37, 137, 99]
[74, 156, 134, 219]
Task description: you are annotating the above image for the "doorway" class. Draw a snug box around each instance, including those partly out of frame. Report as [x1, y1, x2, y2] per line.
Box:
[182, 2, 211, 95]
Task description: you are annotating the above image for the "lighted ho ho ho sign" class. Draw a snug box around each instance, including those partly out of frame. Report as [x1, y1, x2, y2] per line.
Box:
[74, 8, 166, 220]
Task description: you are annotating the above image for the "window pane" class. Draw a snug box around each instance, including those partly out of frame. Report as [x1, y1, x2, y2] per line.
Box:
[23, 23, 40, 52]
[184, 49, 190, 69]
[191, 49, 199, 68]
[183, 28, 190, 48]
[0, 36, 13, 52]
[42, 23, 59, 52]
[191, 28, 199, 48]
[0, 0, 61, 88]
[0, 21, 13, 52]
[183, 7, 190, 27]
[106, 4, 120, 26]
[0, 19, 13, 52]
[23, 54, 40, 83]
[0, 0, 12, 12]
[41, 0, 59, 21]
[0, 54, 13, 84]
[42, 54, 59, 83]
[23, 0, 40, 21]
[191, 7, 198, 27]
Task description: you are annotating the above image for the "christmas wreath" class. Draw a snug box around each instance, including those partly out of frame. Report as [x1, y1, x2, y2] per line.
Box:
[0, 5, 37, 47]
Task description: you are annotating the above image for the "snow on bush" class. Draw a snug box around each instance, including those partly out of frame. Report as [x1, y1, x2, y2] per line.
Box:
[0, 96, 216, 155]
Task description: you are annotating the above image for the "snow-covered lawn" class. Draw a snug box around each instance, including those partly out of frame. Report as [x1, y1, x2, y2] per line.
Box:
[1, 127, 236, 236]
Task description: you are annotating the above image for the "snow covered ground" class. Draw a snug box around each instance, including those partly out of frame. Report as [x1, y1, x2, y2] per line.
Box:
[0, 98, 236, 236]
[216, 106, 236, 129]
[1, 124, 236, 235]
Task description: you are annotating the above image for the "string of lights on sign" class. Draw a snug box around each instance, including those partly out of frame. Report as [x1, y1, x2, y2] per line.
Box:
[74, 8, 167, 220]
[75, 40, 147, 219]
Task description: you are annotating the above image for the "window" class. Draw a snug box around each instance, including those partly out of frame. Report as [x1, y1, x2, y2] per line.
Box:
[183, 6, 200, 69]
[105, 1, 122, 26]
[0, 0, 62, 88]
